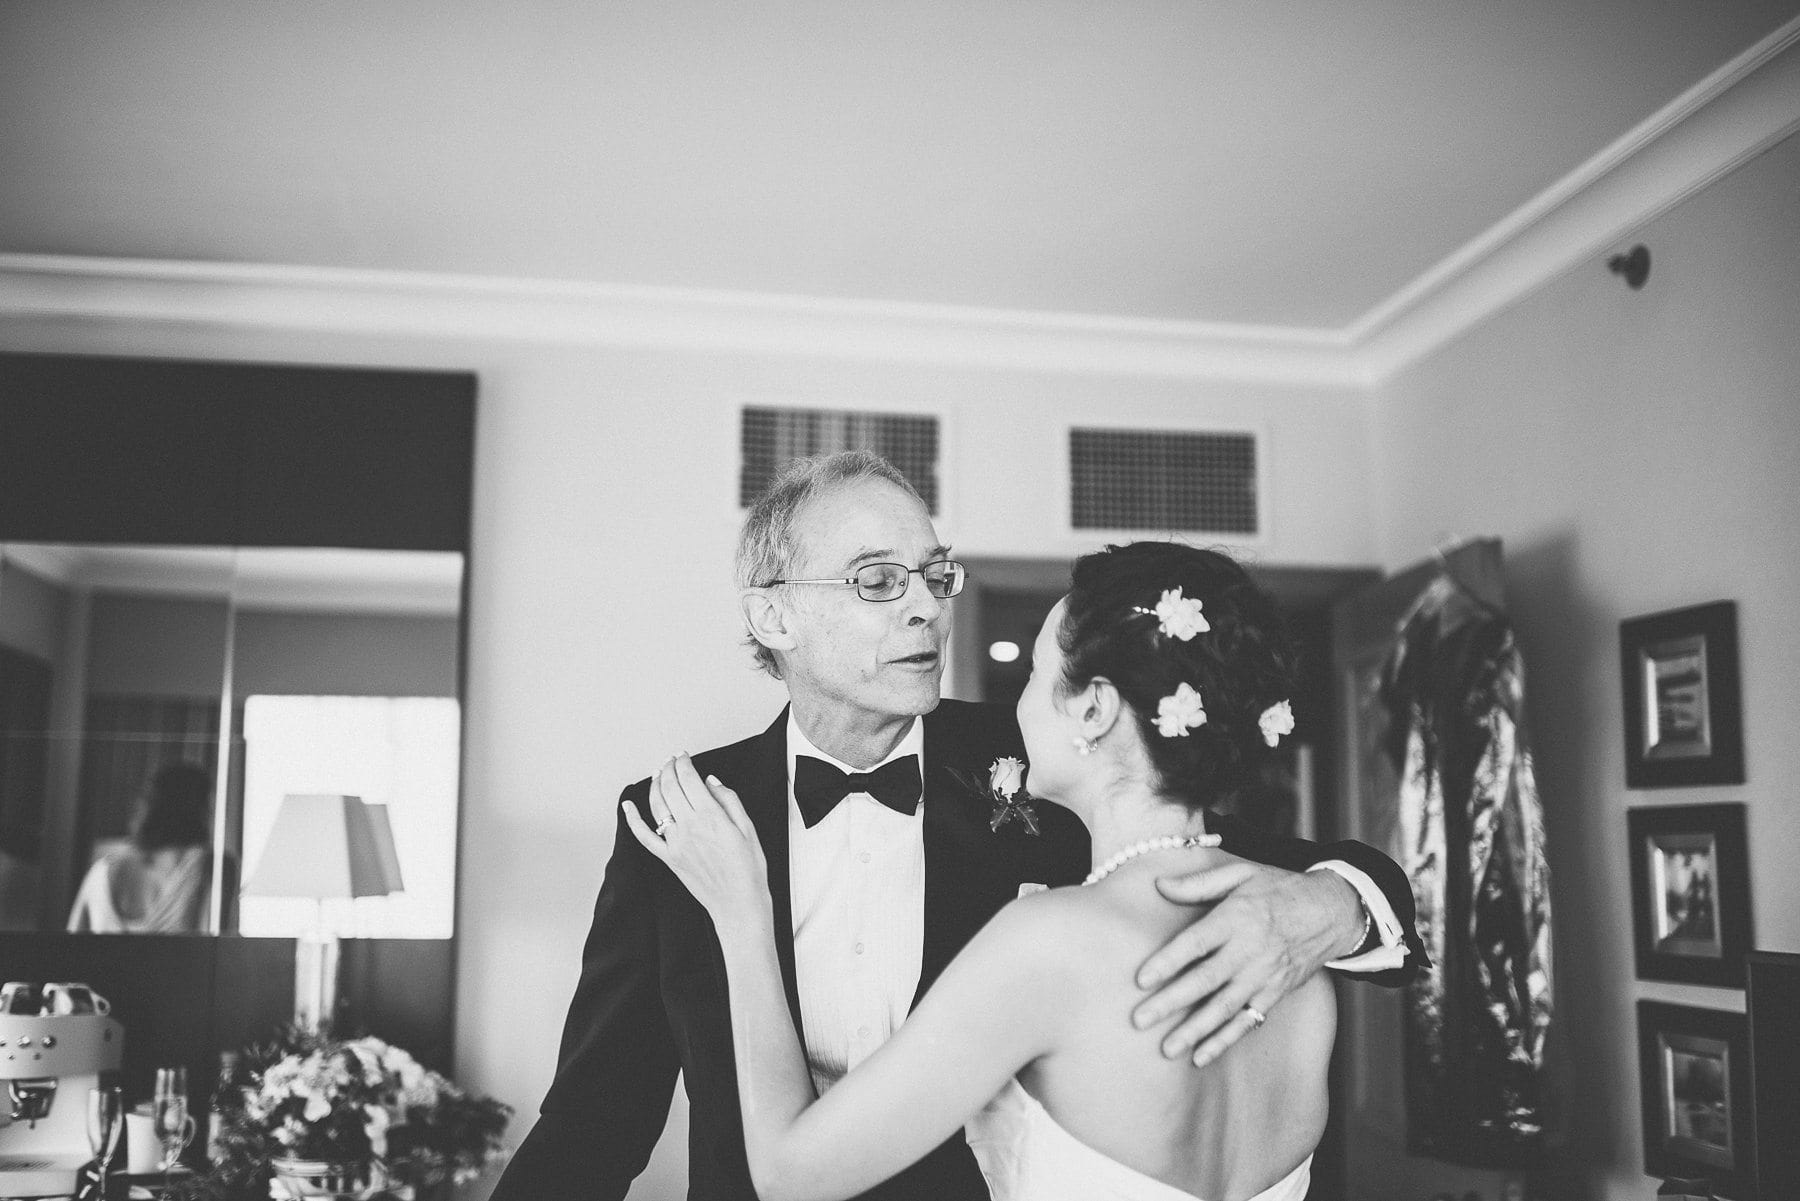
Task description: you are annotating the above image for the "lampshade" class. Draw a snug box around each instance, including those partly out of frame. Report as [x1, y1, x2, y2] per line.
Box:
[362, 802, 406, 895]
[244, 794, 398, 900]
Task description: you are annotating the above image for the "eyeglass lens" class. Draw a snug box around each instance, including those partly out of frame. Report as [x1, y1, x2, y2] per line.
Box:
[854, 561, 964, 601]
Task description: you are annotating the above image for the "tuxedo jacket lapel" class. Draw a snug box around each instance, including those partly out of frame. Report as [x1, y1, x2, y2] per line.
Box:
[914, 709, 1004, 1010]
[736, 708, 806, 1045]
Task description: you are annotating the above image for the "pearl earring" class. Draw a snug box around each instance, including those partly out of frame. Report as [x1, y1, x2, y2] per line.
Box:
[1073, 737, 1097, 756]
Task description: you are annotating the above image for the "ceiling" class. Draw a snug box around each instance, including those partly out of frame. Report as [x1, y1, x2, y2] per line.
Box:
[2, 0, 1797, 332]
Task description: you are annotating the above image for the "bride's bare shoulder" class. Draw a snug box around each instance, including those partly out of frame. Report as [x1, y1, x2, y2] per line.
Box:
[995, 881, 1113, 927]
[980, 885, 1147, 976]
[925, 887, 1121, 1022]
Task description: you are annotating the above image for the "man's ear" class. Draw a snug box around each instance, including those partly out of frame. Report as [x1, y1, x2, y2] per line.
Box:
[741, 589, 799, 656]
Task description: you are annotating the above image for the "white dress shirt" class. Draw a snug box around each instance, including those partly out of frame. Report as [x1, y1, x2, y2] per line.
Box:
[787, 714, 927, 1096]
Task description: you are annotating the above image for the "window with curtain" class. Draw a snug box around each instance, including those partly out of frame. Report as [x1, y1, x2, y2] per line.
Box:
[239, 695, 460, 939]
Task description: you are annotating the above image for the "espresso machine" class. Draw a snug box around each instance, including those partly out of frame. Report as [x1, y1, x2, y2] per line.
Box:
[0, 983, 124, 1199]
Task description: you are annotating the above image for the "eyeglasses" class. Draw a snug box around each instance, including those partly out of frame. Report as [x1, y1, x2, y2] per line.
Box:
[762, 559, 966, 603]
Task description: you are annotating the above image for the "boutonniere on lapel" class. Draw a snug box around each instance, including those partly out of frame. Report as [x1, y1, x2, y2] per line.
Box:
[948, 756, 1041, 835]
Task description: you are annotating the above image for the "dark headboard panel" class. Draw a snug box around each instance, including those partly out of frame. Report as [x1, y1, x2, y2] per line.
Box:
[0, 352, 475, 551]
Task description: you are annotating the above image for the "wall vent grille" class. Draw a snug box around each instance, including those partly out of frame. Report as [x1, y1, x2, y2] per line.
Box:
[740, 407, 939, 513]
[1069, 428, 1258, 534]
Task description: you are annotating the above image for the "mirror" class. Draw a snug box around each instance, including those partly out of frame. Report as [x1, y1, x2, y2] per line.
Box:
[0, 543, 463, 937]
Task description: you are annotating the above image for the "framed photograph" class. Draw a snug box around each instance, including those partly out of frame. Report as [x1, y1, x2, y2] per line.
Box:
[1638, 1002, 1755, 1197]
[1628, 804, 1751, 986]
[1620, 601, 1744, 787]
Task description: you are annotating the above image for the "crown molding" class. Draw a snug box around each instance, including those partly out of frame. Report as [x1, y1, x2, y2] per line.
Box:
[1352, 13, 1800, 381]
[0, 252, 1357, 388]
[1, 14, 1795, 388]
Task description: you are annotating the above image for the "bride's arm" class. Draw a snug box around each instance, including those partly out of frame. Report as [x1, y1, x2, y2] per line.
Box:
[731, 892, 1067, 1201]
[626, 755, 1072, 1201]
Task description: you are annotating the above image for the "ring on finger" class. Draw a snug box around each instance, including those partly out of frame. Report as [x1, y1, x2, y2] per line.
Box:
[654, 818, 674, 838]
[1243, 1004, 1268, 1030]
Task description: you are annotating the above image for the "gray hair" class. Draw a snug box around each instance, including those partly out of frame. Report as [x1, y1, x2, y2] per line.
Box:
[735, 449, 925, 678]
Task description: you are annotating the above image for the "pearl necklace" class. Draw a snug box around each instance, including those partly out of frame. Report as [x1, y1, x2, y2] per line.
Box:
[1083, 832, 1223, 886]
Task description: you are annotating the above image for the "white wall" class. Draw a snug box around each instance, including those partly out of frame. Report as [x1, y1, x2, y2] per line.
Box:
[85, 593, 229, 695]
[234, 610, 458, 697]
[0, 311, 1370, 1198]
[0, 558, 68, 661]
[1366, 132, 1800, 1201]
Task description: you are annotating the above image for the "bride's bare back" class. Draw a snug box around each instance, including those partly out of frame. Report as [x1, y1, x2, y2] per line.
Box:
[1015, 857, 1336, 1201]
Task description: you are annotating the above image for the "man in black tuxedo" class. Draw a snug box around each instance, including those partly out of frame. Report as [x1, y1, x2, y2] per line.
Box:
[494, 451, 1422, 1201]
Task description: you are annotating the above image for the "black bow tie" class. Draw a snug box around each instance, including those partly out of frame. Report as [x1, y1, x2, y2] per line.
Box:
[793, 754, 922, 828]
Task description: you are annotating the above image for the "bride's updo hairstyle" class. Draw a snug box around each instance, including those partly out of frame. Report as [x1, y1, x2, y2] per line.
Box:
[1058, 542, 1299, 812]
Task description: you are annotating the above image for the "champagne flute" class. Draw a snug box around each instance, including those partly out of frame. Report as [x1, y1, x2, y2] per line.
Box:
[152, 1068, 195, 1201]
[86, 1086, 123, 1195]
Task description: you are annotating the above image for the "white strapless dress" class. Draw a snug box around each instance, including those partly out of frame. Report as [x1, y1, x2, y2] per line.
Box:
[964, 1079, 1311, 1201]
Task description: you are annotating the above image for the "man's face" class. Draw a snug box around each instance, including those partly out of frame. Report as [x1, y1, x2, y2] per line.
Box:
[775, 478, 952, 727]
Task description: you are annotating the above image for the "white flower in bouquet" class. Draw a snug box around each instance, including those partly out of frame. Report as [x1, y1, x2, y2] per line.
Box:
[362, 1102, 392, 1157]
[303, 1088, 333, 1124]
[345, 1038, 391, 1088]
[278, 1116, 308, 1150]
[403, 1071, 445, 1113]
[221, 1030, 512, 1195]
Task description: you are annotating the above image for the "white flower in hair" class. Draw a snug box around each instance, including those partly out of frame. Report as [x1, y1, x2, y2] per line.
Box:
[1155, 682, 1208, 738]
[1151, 588, 1209, 640]
[1259, 699, 1295, 747]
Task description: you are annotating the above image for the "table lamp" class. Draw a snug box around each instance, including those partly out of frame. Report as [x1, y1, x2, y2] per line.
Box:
[243, 794, 403, 1029]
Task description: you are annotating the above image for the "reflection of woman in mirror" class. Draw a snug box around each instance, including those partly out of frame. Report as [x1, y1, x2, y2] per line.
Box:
[67, 762, 231, 934]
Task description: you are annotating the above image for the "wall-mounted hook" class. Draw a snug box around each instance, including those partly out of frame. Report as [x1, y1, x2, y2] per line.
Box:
[1607, 244, 1650, 289]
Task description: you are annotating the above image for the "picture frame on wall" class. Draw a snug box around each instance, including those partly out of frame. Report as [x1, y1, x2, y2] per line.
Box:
[1628, 804, 1752, 986]
[1637, 1001, 1755, 1198]
[1620, 601, 1744, 788]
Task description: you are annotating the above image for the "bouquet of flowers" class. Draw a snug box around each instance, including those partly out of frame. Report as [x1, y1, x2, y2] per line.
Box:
[194, 1026, 510, 1200]
[248, 1037, 404, 1166]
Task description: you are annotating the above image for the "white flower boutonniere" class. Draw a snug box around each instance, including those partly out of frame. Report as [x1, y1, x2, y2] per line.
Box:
[990, 756, 1025, 799]
[950, 756, 1041, 835]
